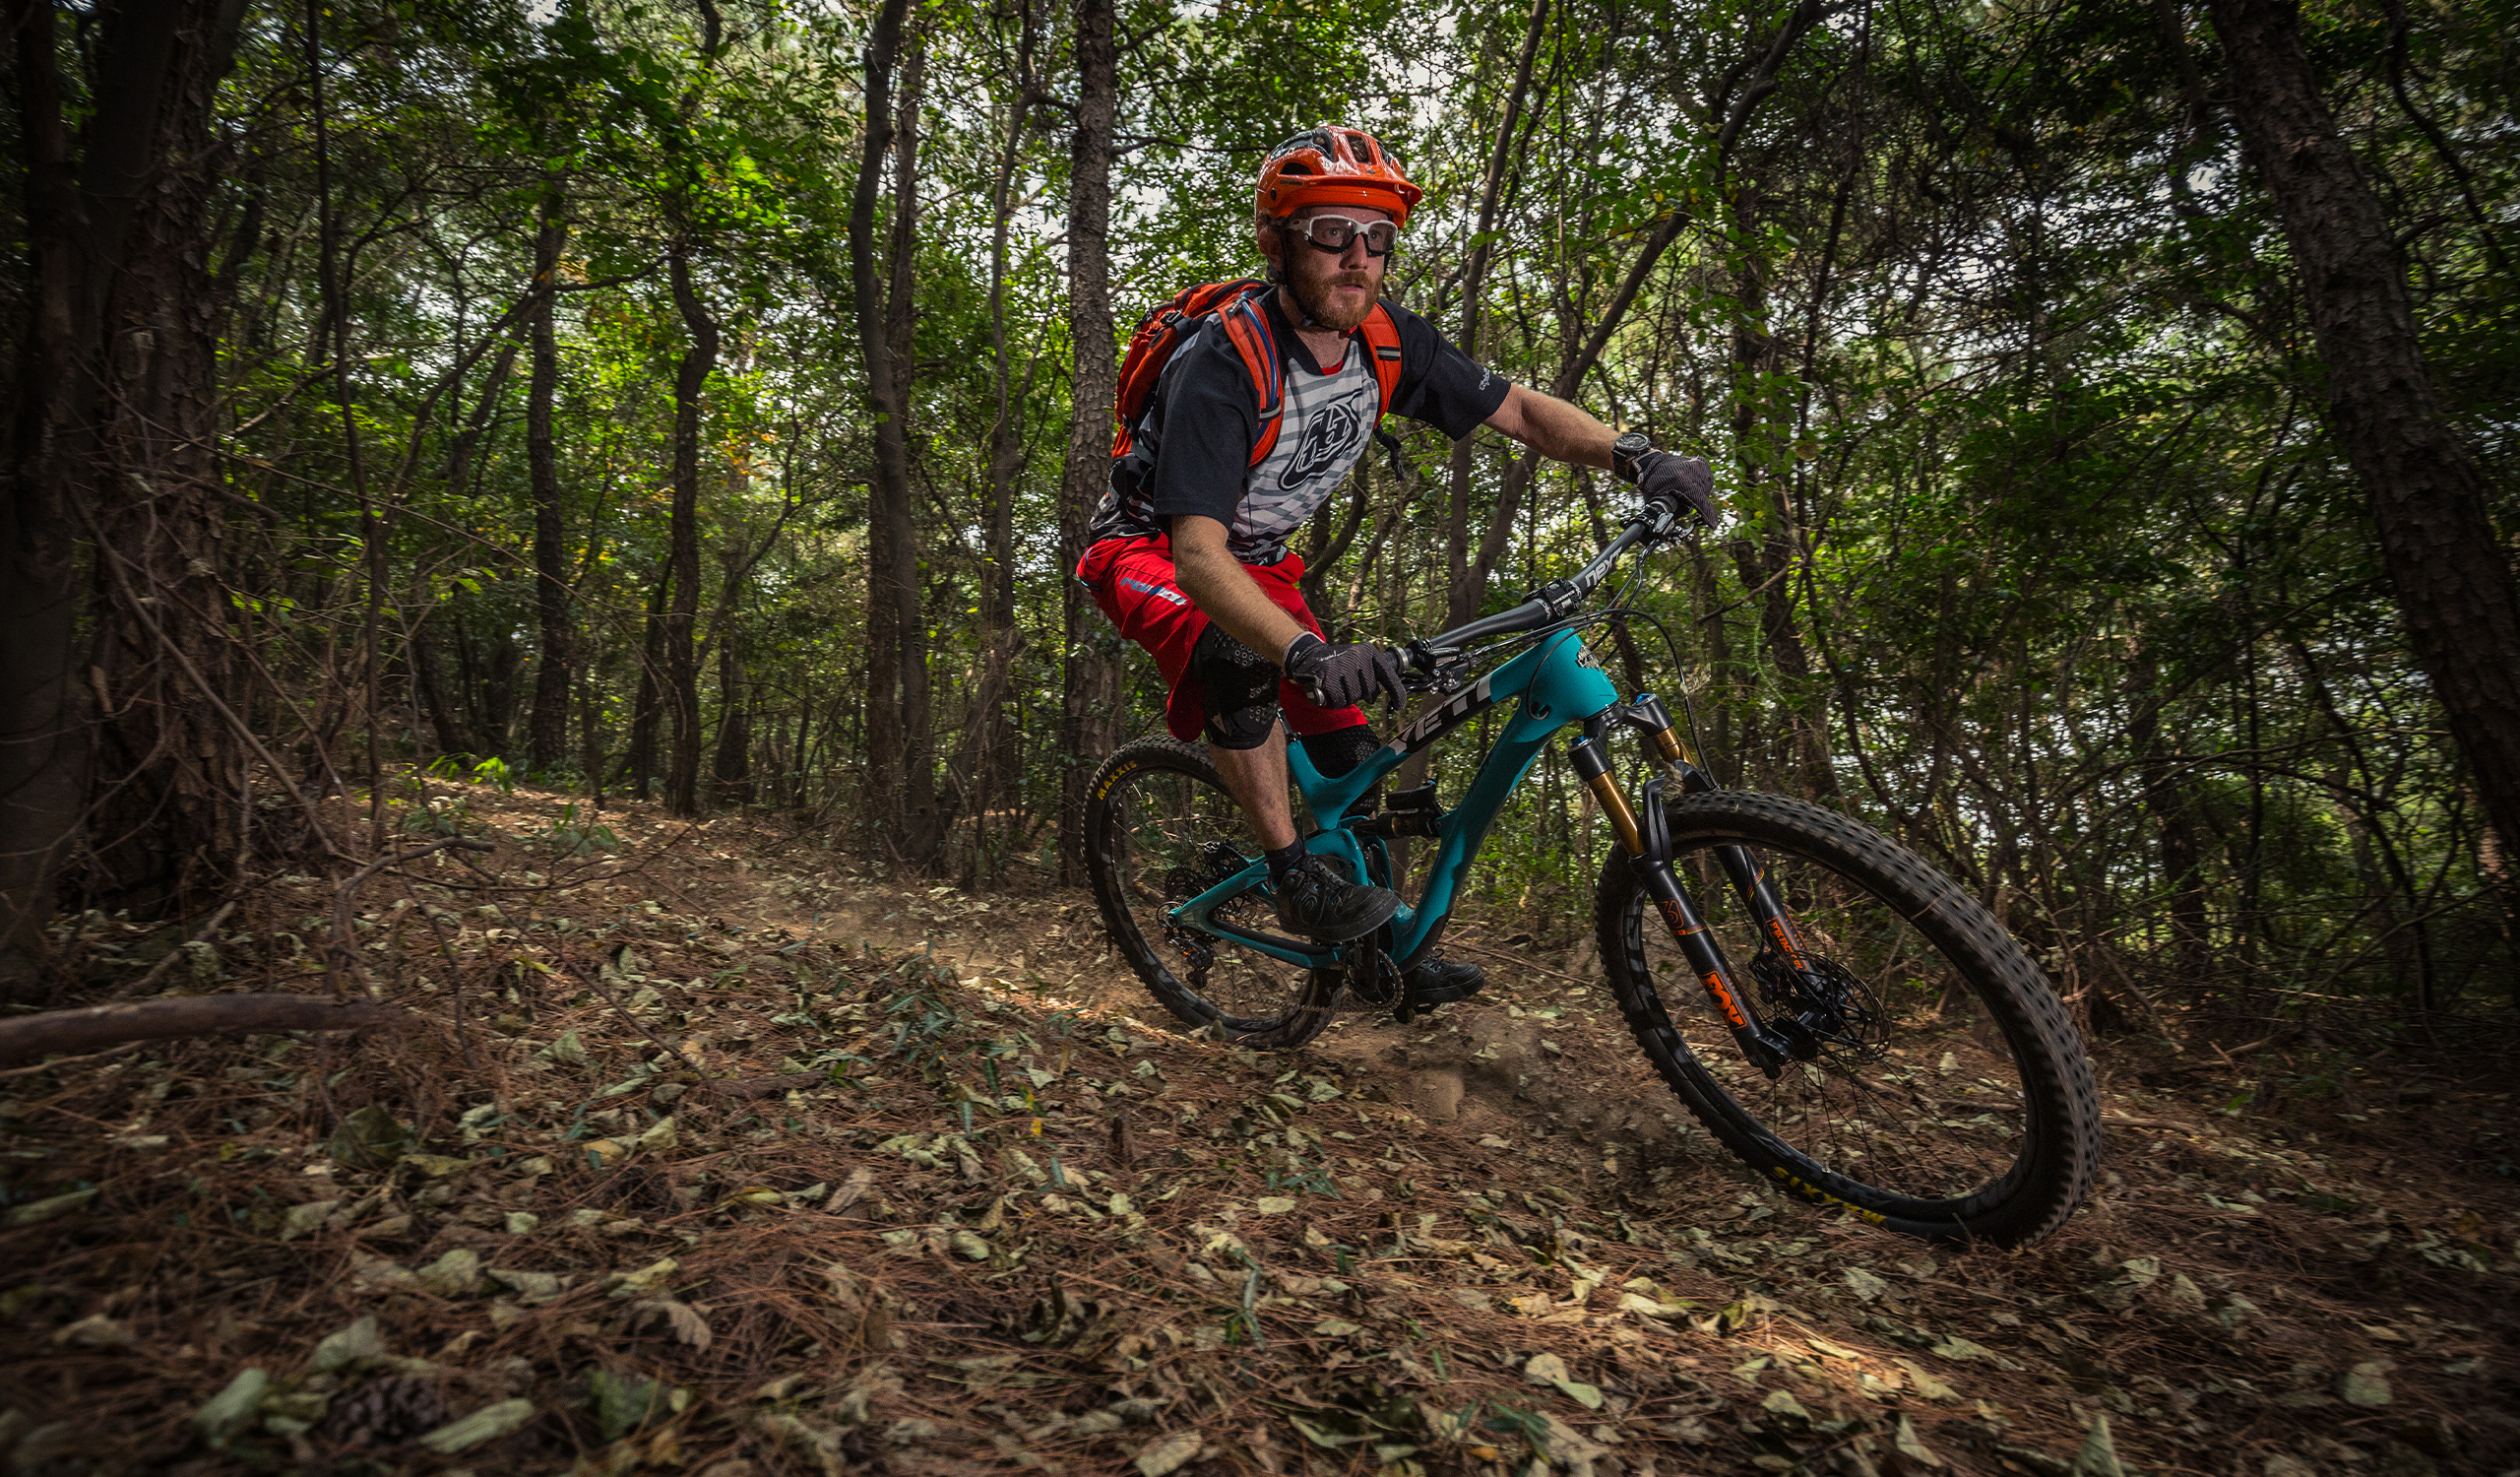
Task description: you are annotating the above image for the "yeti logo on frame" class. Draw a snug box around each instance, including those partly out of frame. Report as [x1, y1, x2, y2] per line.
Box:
[1384, 674, 1496, 759]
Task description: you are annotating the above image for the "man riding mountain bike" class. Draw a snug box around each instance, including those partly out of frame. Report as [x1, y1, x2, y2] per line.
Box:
[1075, 125, 1721, 1005]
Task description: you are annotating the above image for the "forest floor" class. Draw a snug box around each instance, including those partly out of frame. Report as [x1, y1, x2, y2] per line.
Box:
[4, 779, 2519, 1477]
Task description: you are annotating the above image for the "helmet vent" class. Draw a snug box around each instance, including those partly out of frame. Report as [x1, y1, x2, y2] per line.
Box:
[1255, 125, 1420, 227]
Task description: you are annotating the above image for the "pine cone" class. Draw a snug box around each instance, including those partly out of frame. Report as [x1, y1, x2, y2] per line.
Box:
[319, 1375, 446, 1448]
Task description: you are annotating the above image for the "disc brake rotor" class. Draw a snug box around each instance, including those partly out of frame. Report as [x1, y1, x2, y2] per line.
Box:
[1751, 951, 1891, 1066]
[1160, 842, 1254, 989]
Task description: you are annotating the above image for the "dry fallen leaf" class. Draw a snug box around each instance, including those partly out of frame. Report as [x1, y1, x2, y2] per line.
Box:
[1134, 1429, 1203, 1477]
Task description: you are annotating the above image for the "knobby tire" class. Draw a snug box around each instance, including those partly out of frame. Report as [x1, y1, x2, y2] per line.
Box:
[1084, 737, 1339, 1051]
[1597, 791, 2101, 1246]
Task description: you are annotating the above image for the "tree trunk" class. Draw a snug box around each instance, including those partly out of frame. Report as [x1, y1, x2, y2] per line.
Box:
[2, 0, 247, 998]
[851, 0, 915, 855]
[2208, 0, 2520, 918]
[2126, 651, 2208, 979]
[410, 619, 469, 758]
[627, 575, 669, 801]
[711, 624, 752, 806]
[525, 181, 573, 774]
[0, 994, 412, 1068]
[885, 31, 942, 867]
[0, 0, 93, 994]
[1445, 0, 1551, 617]
[662, 242, 716, 818]
[1055, 0, 1122, 885]
[442, 340, 518, 498]
[966, 12, 1040, 882]
[657, 1, 724, 820]
[1725, 247, 1836, 799]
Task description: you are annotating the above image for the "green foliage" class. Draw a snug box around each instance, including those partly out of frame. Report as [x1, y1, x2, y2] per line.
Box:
[539, 803, 620, 857]
[143, 0, 2520, 1030]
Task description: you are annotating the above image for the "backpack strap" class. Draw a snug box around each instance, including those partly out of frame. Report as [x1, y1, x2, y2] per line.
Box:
[1361, 302, 1404, 417]
[1109, 279, 1269, 459]
[1362, 302, 1414, 483]
[1217, 295, 1287, 468]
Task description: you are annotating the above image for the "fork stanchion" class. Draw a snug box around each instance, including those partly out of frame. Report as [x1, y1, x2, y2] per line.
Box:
[1566, 734, 1644, 855]
[1567, 733, 1789, 1079]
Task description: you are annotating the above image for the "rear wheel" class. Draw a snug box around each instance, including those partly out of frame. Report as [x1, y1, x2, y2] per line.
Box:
[1083, 737, 1338, 1049]
[1596, 791, 2100, 1246]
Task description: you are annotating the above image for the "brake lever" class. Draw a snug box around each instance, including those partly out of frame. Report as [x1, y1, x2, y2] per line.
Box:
[1396, 639, 1470, 695]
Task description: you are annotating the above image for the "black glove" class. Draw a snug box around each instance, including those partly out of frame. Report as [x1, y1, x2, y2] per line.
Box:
[1616, 441, 1721, 532]
[1282, 632, 1407, 712]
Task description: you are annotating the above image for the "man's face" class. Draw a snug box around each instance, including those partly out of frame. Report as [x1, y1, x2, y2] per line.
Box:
[1265, 204, 1393, 333]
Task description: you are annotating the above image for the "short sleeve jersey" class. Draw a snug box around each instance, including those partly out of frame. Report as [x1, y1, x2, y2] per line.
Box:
[1086, 289, 1512, 565]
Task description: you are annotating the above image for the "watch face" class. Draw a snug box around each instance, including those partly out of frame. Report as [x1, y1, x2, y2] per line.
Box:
[1613, 432, 1651, 480]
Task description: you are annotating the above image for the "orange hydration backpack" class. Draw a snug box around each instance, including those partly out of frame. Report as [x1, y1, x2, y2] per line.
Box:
[1110, 280, 1404, 467]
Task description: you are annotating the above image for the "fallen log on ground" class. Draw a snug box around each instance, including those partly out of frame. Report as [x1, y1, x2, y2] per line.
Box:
[0, 995, 415, 1068]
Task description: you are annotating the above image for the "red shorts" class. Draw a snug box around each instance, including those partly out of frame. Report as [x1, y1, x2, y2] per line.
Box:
[1076, 534, 1367, 744]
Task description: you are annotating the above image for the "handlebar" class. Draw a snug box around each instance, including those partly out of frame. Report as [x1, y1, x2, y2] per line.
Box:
[1391, 504, 1680, 686]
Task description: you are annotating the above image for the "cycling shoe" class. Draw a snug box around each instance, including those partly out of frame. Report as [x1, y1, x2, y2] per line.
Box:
[1273, 855, 1401, 942]
[1402, 953, 1485, 1004]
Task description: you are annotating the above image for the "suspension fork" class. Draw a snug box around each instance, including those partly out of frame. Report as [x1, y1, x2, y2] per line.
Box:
[1568, 720, 1794, 1079]
[1615, 694, 1819, 971]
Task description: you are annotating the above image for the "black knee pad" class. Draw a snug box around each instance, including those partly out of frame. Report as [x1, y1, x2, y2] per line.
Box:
[1300, 725, 1382, 778]
[1300, 725, 1385, 816]
[1193, 624, 1282, 750]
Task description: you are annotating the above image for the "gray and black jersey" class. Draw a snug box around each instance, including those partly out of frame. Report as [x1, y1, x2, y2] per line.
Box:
[1085, 289, 1512, 567]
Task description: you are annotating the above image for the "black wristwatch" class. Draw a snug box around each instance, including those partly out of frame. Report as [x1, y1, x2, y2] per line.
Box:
[1611, 430, 1653, 485]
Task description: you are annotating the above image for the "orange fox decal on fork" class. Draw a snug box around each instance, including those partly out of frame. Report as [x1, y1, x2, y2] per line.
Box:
[1568, 729, 1792, 1076]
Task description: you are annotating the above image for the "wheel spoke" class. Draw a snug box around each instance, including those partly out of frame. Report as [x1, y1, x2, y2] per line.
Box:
[1603, 791, 2097, 1245]
[1084, 739, 1333, 1050]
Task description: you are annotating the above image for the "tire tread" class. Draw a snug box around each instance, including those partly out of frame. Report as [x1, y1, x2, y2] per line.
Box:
[1596, 791, 2100, 1246]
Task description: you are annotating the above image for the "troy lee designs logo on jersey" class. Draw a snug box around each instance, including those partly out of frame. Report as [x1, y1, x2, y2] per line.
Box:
[1279, 386, 1375, 490]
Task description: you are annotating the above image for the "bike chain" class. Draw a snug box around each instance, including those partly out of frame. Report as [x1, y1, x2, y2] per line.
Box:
[1346, 925, 1402, 1013]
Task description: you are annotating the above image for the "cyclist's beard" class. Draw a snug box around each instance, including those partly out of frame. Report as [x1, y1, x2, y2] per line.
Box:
[1286, 253, 1378, 333]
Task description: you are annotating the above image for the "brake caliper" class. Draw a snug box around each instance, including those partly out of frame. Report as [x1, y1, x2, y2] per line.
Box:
[1749, 951, 1889, 1065]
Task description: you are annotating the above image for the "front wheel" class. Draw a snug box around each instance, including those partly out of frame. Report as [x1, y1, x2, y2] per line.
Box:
[1083, 737, 1339, 1050]
[1597, 791, 2100, 1246]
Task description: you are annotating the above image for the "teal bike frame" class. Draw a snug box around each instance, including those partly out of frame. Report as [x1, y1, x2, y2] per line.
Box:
[1156, 509, 1808, 1072]
[1169, 626, 1621, 971]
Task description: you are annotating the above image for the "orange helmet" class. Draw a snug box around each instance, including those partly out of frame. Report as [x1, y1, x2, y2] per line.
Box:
[1256, 127, 1422, 228]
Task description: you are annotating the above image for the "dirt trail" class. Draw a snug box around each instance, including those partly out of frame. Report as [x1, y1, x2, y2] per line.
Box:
[737, 851, 1680, 1167]
[2, 782, 2516, 1477]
